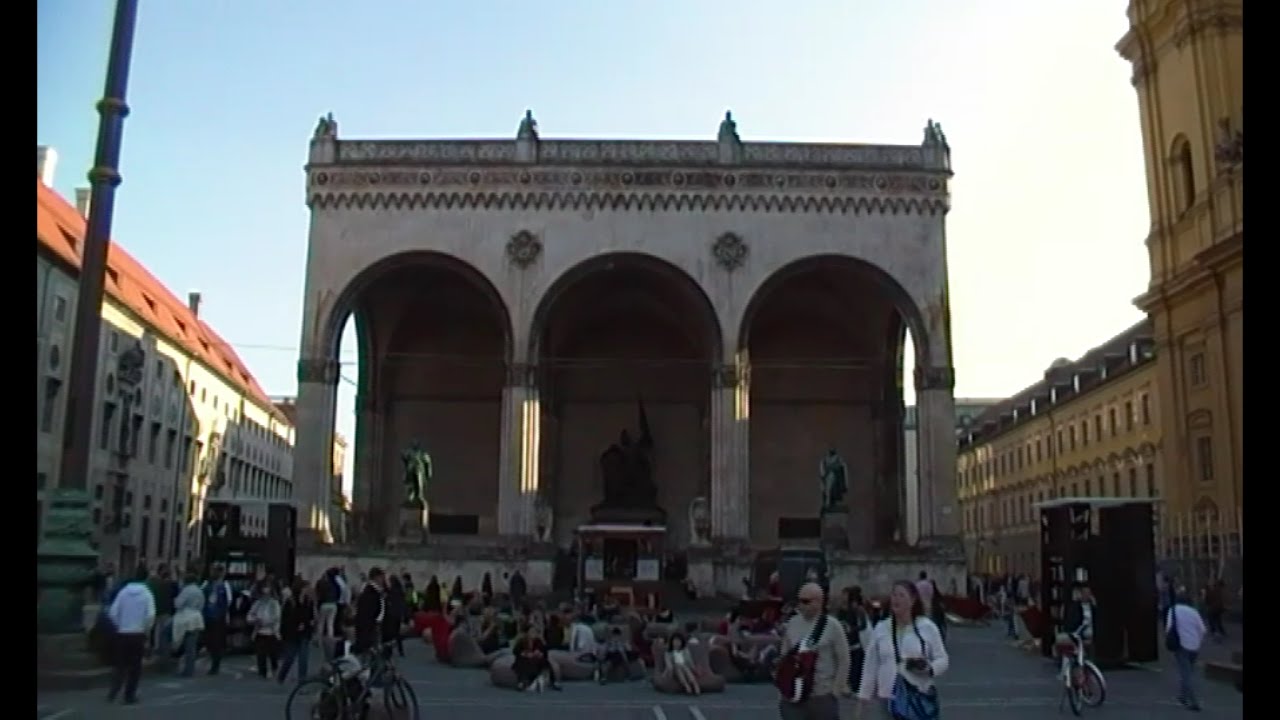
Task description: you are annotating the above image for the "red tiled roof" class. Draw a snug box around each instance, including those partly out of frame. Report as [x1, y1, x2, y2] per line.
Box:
[36, 179, 288, 425]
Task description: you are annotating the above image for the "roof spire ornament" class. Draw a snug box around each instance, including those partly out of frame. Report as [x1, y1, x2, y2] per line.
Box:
[517, 109, 539, 141]
[718, 110, 740, 144]
[313, 112, 337, 140]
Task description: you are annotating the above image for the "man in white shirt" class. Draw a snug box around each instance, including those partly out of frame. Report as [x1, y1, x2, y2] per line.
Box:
[106, 565, 156, 704]
[1166, 586, 1208, 712]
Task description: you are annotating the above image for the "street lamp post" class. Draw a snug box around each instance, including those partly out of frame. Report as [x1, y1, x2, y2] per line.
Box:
[37, 0, 140, 634]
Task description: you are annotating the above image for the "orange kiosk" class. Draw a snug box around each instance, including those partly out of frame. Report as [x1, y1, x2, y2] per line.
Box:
[575, 523, 667, 613]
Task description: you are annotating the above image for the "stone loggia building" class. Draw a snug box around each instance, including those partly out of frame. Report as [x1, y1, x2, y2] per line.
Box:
[292, 112, 963, 594]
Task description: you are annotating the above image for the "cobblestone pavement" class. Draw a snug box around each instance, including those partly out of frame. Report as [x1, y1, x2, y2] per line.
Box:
[37, 624, 1243, 719]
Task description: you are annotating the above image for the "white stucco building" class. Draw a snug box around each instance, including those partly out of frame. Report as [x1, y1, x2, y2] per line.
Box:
[36, 151, 295, 570]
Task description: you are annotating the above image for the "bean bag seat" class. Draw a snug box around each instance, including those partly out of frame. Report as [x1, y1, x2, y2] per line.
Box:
[489, 653, 564, 689]
[706, 642, 743, 683]
[546, 650, 596, 682]
[447, 629, 492, 668]
[650, 639, 726, 694]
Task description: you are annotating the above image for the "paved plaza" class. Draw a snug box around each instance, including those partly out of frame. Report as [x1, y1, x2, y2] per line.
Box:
[38, 624, 1243, 720]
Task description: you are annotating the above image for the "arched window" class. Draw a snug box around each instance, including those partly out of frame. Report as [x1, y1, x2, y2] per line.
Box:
[1171, 136, 1195, 213]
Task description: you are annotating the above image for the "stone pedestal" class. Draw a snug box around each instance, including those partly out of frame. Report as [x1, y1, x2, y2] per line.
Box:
[821, 509, 851, 551]
[36, 488, 99, 634]
[588, 504, 667, 526]
[390, 502, 426, 545]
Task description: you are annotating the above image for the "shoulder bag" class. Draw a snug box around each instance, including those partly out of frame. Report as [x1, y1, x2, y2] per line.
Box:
[774, 613, 828, 704]
[888, 618, 941, 720]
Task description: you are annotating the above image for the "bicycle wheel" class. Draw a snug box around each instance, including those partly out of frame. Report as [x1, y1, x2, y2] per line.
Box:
[382, 677, 419, 720]
[1080, 662, 1107, 707]
[286, 677, 345, 720]
[1065, 684, 1084, 716]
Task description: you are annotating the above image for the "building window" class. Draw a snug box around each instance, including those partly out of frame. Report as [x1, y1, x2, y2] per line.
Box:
[1057, 430, 1064, 453]
[1141, 394, 1151, 425]
[1068, 426, 1076, 451]
[41, 378, 62, 433]
[156, 521, 166, 560]
[1113, 472, 1121, 497]
[1094, 415, 1102, 440]
[99, 402, 117, 450]
[1035, 439, 1042, 462]
[148, 422, 161, 464]
[1173, 137, 1195, 213]
[139, 516, 150, 559]
[1081, 421, 1089, 447]
[1124, 401, 1134, 431]
[1196, 437, 1214, 483]
[165, 430, 177, 469]
[1146, 463, 1156, 496]
[172, 520, 182, 557]
[1108, 407, 1117, 436]
[1084, 478, 1092, 496]
[1128, 467, 1138, 497]
[1188, 352, 1207, 387]
[1070, 483, 1079, 497]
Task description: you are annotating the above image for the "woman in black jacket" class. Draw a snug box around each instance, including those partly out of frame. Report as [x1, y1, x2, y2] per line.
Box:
[386, 575, 409, 657]
[277, 581, 317, 685]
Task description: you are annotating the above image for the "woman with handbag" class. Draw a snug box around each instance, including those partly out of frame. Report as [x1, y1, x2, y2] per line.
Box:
[858, 581, 949, 720]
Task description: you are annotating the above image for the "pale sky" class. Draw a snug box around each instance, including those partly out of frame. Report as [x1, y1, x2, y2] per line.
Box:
[38, 1, 1147, 495]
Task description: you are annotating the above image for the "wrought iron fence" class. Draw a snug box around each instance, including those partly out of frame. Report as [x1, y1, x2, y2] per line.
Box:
[1156, 505, 1242, 611]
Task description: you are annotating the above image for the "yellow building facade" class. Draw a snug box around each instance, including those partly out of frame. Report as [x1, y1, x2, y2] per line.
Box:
[1116, 1, 1242, 538]
[957, 322, 1162, 576]
[37, 163, 294, 571]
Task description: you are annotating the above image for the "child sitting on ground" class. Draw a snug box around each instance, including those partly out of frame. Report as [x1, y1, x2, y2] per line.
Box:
[667, 632, 701, 695]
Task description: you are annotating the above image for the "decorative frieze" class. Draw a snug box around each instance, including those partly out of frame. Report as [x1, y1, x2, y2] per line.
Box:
[297, 356, 340, 385]
[914, 366, 955, 392]
[332, 138, 942, 171]
[711, 233, 748, 271]
[308, 191, 948, 216]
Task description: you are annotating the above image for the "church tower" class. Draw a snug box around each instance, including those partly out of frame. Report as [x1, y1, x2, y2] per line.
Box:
[1116, 1, 1241, 543]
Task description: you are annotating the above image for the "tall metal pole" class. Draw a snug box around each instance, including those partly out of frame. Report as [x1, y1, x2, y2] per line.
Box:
[38, 0, 139, 635]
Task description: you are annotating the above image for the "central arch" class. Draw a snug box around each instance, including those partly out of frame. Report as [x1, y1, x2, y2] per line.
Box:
[738, 254, 929, 550]
[529, 253, 724, 547]
[329, 251, 513, 541]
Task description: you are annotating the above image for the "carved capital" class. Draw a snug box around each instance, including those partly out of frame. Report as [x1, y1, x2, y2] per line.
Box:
[914, 366, 955, 392]
[506, 362, 537, 388]
[712, 363, 743, 389]
[297, 356, 339, 385]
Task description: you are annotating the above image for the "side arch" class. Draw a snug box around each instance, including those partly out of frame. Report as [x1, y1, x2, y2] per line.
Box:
[735, 254, 931, 367]
[527, 251, 725, 363]
[316, 250, 515, 363]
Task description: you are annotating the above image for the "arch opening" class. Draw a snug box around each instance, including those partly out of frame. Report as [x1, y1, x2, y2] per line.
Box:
[329, 252, 513, 542]
[530, 253, 723, 548]
[739, 255, 929, 550]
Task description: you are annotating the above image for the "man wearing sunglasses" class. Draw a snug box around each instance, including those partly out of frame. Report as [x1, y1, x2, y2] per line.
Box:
[779, 583, 852, 720]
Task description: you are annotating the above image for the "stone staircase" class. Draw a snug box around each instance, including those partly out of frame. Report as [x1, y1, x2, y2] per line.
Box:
[1204, 649, 1242, 691]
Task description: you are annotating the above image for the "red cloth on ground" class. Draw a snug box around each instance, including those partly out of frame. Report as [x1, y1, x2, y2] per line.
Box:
[414, 610, 451, 661]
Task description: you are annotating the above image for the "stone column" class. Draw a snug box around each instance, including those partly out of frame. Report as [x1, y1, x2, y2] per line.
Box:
[294, 355, 340, 544]
[914, 366, 959, 542]
[710, 363, 749, 540]
[498, 362, 539, 536]
[351, 392, 382, 541]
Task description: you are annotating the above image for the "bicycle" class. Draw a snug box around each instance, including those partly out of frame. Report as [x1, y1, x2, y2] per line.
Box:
[1054, 633, 1106, 715]
[286, 643, 419, 720]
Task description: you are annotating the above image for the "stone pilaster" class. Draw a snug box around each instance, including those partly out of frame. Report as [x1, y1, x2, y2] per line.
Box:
[351, 392, 382, 541]
[498, 362, 539, 536]
[914, 366, 959, 541]
[294, 355, 341, 543]
[710, 363, 749, 540]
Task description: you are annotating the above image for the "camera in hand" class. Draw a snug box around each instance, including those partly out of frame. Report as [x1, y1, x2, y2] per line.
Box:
[905, 657, 929, 672]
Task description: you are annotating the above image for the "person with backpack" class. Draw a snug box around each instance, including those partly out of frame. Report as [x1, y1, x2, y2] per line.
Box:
[837, 586, 870, 695]
[201, 564, 235, 675]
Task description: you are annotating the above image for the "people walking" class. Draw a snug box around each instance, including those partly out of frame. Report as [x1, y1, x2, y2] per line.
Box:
[248, 582, 283, 679]
[201, 564, 234, 675]
[171, 571, 205, 677]
[277, 580, 316, 685]
[106, 565, 155, 704]
[1166, 586, 1208, 712]
[776, 582, 851, 720]
[858, 580, 950, 720]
